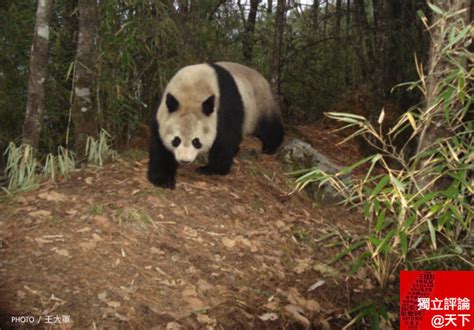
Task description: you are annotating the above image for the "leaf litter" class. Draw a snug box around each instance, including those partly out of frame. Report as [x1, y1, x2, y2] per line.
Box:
[0, 130, 368, 328]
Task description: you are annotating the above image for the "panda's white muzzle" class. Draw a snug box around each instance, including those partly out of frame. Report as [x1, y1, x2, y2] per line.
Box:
[174, 146, 198, 165]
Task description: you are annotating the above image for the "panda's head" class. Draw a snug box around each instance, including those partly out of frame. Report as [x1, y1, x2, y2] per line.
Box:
[159, 93, 217, 164]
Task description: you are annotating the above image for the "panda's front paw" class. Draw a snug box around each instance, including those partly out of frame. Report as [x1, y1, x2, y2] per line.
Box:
[148, 173, 176, 189]
[196, 166, 230, 176]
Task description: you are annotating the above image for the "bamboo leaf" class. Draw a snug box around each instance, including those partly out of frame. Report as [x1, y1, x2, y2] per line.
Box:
[427, 2, 444, 15]
[427, 220, 437, 250]
[349, 252, 371, 276]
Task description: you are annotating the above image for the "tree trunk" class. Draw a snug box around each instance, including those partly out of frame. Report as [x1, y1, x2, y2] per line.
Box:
[312, 0, 319, 29]
[22, 0, 53, 148]
[335, 0, 342, 39]
[415, 0, 471, 189]
[353, 0, 373, 80]
[270, 0, 286, 108]
[370, 0, 391, 120]
[242, 0, 261, 64]
[267, 0, 272, 13]
[344, 0, 352, 84]
[323, 0, 329, 36]
[72, 0, 99, 158]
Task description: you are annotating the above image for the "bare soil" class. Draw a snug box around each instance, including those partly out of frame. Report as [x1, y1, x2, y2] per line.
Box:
[0, 123, 370, 329]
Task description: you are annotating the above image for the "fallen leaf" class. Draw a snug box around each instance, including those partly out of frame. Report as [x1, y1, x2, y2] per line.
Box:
[38, 191, 67, 202]
[194, 181, 209, 189]
[29, 210, 52, 218]
[197, 279, 213, 293]
[35, 237, 53, 244]
[263, 301, 279, 311]
[222, 237, 236, 248]
[51, 248, 70, 257]
[94, 215, 111, 228]
[182, 286, 198, 297]
[92, 233, 103, 241]
[258, 312, 278, 321]
[313, 263, 339, 277]
[275, 220, 286, 228]
[183, 226, 198, 238]
[98, 292, 107, 301]
[293, 259, 311, 274]
[196, 314, 216, 326]
[288, 288, 306, 307]
[66, 209, 79, 216]
[107, 301, 121, 308]
[305, 299, 320, 312]
[307, 280, 325, 292]
[114, 312, 128, 321]
[237, 235, 258, 252]
[150, 247, 164, 255]
[77, 227, 92, 233]
[79, 241, 96, 250]
[232, 205, 246, 215]
[16, 290, 26, 299]
[166, 322, 182, 330]
[284, 304, 310, 328]
[182, 296, 206, 310]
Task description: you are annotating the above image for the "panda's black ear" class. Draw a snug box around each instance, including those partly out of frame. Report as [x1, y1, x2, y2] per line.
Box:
[166, 93, 179, 113]
[202, 95, 215, 116]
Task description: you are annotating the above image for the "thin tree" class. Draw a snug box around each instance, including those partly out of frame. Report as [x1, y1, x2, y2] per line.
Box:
[72, 0, 99, 158]
[335, 0, 342, 39]
[344, 0, 352, 84]
[242, 0, 261, 64]
[353, 0, 373, 81]
[371, 0, 392, 120]
[22, 0, 53, 148]
[270, 0, 286, 107]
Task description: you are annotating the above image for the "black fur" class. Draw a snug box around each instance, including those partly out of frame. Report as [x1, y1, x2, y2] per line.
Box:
[197, 63, 245, 175]
[202, 95, 215, 116]
[166, 93, 179, 113]
[147, 114, 178, 188]
[254, 114, 284, 154]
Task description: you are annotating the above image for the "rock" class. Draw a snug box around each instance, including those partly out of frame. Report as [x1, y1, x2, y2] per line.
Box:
[278, 138, 350, 203]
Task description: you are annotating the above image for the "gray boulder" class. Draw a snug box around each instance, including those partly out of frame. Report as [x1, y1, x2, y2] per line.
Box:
[279, 138, 351, 204]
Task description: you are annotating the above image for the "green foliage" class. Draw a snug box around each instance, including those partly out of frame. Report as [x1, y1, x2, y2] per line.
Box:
[3, 129, 111, 193]
[0, 2, 36, 157]
[90, 204, 104, 215]
[85, 129, 117, 167]
[115, 207, 153, 228]
[295, 6, 472, 325]
[42, 147, 76, 181]
[0, 0, 428, 159]
[3, 143, 38, 193]
[345, 300, 391, 329]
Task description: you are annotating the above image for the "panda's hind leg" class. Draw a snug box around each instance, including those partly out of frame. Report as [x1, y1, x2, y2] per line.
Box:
[254, 115, 284, 154]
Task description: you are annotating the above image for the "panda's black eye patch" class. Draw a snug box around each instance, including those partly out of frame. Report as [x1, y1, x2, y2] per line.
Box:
[166, 93, 179, 113]
[192, 138, 202, 149]
[202, 95, 215, 116]
[171, 136, 181, 147]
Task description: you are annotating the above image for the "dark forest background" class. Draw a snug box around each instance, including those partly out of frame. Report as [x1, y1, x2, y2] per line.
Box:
[1, 0, 436, 162]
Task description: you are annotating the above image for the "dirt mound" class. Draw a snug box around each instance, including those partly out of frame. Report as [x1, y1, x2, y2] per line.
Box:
[0, 134, 365, 328]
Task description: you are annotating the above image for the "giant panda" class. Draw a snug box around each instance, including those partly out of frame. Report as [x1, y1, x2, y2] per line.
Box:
[148, 62, 284, 188]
